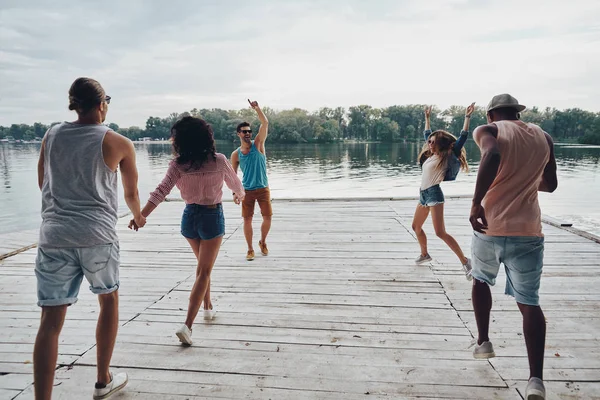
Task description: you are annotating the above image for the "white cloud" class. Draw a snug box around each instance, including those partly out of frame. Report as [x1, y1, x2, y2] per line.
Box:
[0, 0, 598, 127]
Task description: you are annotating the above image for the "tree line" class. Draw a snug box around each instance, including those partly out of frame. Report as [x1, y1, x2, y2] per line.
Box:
[2, 105, 599, 144]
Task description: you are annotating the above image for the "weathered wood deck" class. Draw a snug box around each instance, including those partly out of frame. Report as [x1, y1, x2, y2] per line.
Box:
[1, 198, 599, 399]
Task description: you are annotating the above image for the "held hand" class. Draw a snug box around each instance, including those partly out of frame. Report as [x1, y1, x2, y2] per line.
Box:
[469, 203, 488, 233]
[248, 99, 259, 110]
[465, 102, 476, 117]
[128, 214, 146, 231]
[424, 105, 432, 119]
[128, 219, 139, 231]
[233, 193, 242, 205]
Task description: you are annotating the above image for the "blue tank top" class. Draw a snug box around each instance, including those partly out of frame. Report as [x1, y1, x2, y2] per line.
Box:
[238, 143, 268, 190]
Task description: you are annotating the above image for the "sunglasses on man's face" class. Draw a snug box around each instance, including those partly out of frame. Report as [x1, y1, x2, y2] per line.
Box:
[105, 95, 111, 105]
[241, 129, 252, 134]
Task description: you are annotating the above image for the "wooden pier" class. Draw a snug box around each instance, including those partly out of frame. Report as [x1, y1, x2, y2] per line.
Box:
[0, 199, 599, 399]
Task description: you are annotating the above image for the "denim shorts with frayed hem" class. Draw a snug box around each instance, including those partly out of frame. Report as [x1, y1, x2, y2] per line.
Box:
[181, 203, 225, 240]
[471, 232, 544, 306]
[35, 242, 120, 307]
[419, 184, 445, 207]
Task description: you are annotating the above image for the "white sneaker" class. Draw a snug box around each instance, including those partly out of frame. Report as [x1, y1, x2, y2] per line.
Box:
[526, 377, 545, 400]
[93, 372, 128, 400]
[203, 309, 216, 320]
[175, 324, 193, 345]
[462, 258, 473, 281]
[472, 340, 496, 359]
[415, 254, 432, 264]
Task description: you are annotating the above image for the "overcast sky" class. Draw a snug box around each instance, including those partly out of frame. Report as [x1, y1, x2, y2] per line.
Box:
[1, 0, 598, 127]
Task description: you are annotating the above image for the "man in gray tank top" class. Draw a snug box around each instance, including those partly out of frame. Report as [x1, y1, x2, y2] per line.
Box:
[34, 78, 145, 400]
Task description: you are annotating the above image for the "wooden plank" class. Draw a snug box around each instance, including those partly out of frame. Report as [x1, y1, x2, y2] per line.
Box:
[1, 198, 599, 399]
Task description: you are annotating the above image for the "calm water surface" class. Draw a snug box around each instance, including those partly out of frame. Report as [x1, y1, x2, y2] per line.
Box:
[1, 141, 599, 236]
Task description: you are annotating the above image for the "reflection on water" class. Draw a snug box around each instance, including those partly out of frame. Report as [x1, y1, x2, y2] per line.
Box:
[1, 141, 599, 236]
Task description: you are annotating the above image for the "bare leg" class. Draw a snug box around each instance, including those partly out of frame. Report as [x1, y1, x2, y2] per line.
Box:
[260, 215, 272, 244]
[411, 204, 430, 257]
[34, 305, 68, 400]
[96, 291, 119, 384]
[472, 279, 492, 344]
[243, 216, 254, 251]
[203, 278, 212, 310]
[430, 203, 468, 264]
[186, 238, 212, 310]
[184, 236, 223, 329]
[518, 303, 546, 379]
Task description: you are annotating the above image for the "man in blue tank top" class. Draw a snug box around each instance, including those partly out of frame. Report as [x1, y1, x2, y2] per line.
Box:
[231, 100, 272, 261]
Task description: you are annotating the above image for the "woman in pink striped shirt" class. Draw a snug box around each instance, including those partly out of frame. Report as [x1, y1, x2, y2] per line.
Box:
[134, 116, 245, 346]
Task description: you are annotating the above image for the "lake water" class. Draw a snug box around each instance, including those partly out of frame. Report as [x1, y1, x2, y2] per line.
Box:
[1, 141, 599, 236]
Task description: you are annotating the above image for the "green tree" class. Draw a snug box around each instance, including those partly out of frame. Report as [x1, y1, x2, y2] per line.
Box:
[373, 117, 400, 142]
[348, 105, 376, 140]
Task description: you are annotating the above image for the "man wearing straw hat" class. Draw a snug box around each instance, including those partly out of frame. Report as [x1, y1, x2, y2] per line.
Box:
[468, 94, 558, 400]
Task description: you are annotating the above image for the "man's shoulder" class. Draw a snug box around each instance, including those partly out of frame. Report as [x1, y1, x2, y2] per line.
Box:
[473, 123, 498, 143]
[104, 130, 132, 146]
[103, 131, 134, 164]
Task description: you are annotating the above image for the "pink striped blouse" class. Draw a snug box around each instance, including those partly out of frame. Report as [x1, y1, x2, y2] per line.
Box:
[148, 153, 245, 206]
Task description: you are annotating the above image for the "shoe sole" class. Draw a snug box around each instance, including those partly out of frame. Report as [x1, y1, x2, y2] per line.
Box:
[176, 331, 192, 346]
[473, 352, 496, 359]
[246, 257, 255, 261]
[93, 379, 128, 400]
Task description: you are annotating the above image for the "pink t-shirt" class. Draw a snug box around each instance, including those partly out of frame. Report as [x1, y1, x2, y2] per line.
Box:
[149, 153, 244, 206]
[477, 120, 550, 237]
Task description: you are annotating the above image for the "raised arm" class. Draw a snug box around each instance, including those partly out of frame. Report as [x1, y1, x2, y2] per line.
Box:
[249, 99, 269, 153]
[470, 123, 500, 233]
[538, 132, 558, 193]
[424, 105, 432, 140]
[453, 102, 476, 156]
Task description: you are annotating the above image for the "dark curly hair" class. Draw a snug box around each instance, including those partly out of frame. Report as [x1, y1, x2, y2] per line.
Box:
[171, 116, 217, 169]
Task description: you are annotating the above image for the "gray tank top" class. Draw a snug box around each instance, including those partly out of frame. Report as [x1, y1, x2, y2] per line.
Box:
[39, 122, 119, 248]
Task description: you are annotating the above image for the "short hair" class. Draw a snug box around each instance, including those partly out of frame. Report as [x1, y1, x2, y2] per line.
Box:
[68, 77, 105, 114]
[237, 122, 250, 132]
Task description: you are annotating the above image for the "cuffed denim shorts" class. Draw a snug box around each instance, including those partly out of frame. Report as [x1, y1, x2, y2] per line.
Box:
[35, 242, 120, 307]
[181, 203, 225, 240]
[471, 232, 544, 306]
[419, 184, 445, 207]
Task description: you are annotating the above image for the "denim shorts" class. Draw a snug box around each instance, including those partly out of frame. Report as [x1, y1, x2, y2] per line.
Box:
[35, 242, 120, 307]
[471, 232, 544, 306]
[419, 184, 445, 207]
[181, 203, 225, 240]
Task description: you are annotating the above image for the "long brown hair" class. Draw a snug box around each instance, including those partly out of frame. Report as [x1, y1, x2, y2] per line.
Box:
[419, 130, 469, 173]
